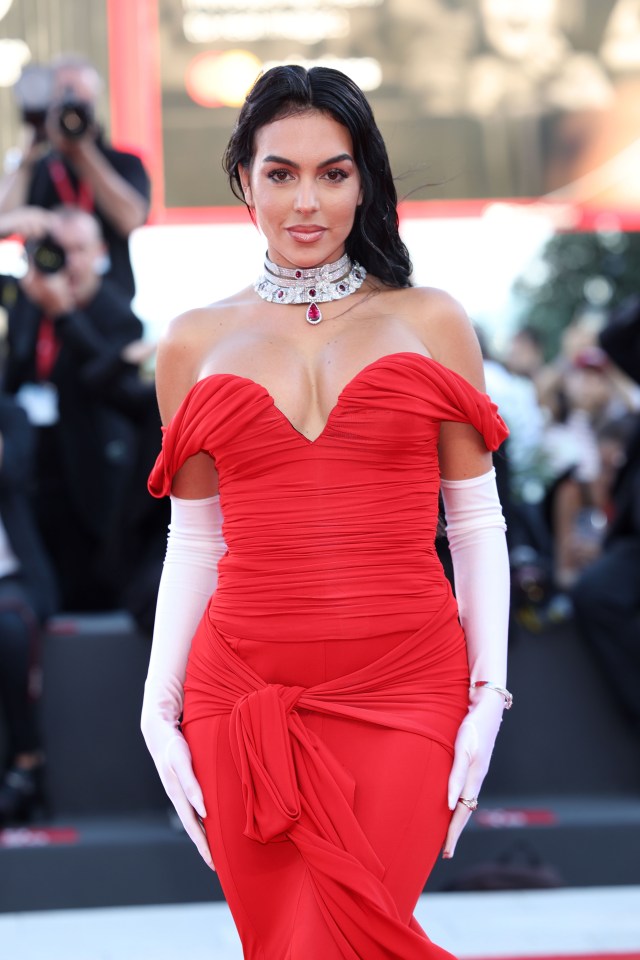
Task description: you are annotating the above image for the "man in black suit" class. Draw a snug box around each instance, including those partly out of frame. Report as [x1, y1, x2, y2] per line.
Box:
[0, 204, 144, 610]
[571, 296, 640, 733]
[0, 394, 59, 824]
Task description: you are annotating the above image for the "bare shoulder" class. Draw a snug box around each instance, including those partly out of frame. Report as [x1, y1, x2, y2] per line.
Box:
[402, 285, 485, 392]
[398, 286, 494, 479]
[155, 294, 246, 424]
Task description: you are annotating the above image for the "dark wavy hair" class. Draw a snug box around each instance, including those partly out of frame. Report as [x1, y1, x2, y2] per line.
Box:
[222, 65, 413, 288]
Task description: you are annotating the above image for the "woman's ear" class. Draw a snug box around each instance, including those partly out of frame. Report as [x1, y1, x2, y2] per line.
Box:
[238, 164, 253, 207]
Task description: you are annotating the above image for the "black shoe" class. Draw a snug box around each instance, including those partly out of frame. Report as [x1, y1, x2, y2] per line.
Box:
[0, 764, 46, 826]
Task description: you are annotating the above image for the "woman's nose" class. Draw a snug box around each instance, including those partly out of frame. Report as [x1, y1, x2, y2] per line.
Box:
[293, 178, 319, 213]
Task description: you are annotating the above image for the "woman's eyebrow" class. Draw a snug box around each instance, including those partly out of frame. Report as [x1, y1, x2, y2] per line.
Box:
[261, 153, 354, 168]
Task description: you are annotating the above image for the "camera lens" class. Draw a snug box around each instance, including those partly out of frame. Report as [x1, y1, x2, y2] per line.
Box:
[27, 235, 67, 274]
[58, 101, 92, 139]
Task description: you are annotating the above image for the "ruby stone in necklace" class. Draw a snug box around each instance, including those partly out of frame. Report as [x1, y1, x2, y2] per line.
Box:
[306, 302, 322, 323]
[254, 252, 366, 324]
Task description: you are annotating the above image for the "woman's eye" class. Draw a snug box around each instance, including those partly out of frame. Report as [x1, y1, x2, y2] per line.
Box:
[324, 169, 348, 182]
[267, 169, 293, 183]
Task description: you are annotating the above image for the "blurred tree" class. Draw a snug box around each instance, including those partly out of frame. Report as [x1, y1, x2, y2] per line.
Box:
[513, 229, 640, 358]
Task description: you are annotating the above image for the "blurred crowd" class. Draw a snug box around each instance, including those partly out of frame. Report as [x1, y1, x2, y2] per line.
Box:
[480, 304, 640, 740]
[0, 55, 167, 825]
[0, 53, 638, 831]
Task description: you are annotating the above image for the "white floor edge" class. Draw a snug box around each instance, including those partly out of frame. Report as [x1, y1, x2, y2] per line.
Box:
[1, 886, 640, 960]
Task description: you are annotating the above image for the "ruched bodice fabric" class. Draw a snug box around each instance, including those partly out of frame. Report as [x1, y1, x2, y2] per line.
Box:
[148, 351, 508, 960]
[149, 352, 507, 643]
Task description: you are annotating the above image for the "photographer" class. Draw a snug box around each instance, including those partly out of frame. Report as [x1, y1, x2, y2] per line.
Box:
[0, 55, 150, 302]
[0, 205, 145, 610]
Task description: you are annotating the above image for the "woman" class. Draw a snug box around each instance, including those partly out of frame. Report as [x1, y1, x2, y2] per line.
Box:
[142, 65, 511, 960]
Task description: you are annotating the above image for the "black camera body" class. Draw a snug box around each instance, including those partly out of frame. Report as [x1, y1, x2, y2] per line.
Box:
[26, 235, 67, 275]
[58, 100, 94, 140]
[13, 68, 96, 143]
[13, 64, 53, 144]
[21, 107, 49, 143]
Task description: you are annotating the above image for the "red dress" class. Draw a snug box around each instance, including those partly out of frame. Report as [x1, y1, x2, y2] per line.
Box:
[148, 351, 508, 960]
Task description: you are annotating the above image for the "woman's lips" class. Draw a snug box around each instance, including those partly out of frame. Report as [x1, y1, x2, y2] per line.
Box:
[286, 226, 326, 243]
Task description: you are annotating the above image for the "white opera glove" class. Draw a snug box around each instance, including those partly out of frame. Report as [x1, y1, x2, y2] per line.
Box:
[440, 467, 510, 857]
[141, 494, 226, 869]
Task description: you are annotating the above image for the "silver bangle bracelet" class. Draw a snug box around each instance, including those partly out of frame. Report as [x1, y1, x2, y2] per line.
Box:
[470, 680, 513, 710]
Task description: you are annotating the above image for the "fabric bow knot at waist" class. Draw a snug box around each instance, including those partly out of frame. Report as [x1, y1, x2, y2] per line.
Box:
[230, 682, 305, 843]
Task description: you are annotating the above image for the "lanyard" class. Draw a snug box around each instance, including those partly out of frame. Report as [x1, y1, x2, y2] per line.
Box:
[35, 314, 60, 382]
[48, 157, 94, 211]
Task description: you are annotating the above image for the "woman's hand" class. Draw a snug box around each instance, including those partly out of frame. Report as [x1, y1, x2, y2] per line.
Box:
[442, 691, 505, 858]
[141, 704, 214, 869]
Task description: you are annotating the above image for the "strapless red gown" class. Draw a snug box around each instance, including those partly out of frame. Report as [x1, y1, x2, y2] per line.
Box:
[148, 351, 508, 960]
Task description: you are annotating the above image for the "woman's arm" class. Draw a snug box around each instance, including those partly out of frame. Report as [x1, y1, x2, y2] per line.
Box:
[141, 310, 223, 866]
[416, 290, 511, 857]
[439, 466, 510, 861]
[141, 493, 225, 869]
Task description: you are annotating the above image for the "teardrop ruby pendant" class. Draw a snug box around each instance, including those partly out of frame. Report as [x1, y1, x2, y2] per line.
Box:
[306, 302, 322, 324]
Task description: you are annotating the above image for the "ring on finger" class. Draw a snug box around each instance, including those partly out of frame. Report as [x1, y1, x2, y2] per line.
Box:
[458, 796, 478, 812]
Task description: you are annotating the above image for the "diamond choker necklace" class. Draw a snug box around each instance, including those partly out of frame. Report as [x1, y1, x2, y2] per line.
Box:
[254, 252, 366, 324]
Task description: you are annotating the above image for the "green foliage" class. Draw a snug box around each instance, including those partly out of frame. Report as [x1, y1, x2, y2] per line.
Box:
[513, 230, 640, 359]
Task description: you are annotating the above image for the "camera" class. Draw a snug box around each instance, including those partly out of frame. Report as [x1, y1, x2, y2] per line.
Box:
[26, 235, 67, 274]
[12, 64, 53, 144]
[58, 99, 94, 139]
[12, 68, 94, 143]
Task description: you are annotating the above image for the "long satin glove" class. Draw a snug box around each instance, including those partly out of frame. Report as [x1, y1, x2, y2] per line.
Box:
[141, 494, 226, 869]
[440, 467, 510, 857]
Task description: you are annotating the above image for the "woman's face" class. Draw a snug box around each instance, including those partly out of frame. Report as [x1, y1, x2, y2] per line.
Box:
[239, 109, 362, 270]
